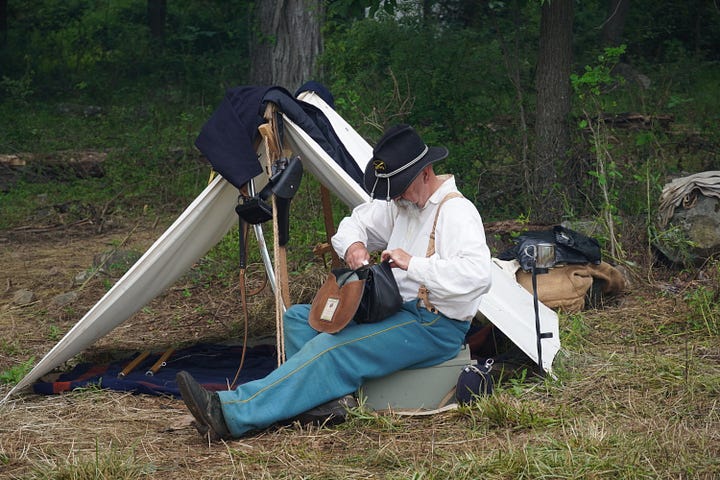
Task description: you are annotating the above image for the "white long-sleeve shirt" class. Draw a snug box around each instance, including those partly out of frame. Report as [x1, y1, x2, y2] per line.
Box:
[331, 175, 492, 321]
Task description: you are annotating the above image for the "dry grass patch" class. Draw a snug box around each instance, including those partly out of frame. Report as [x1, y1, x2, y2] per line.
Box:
[2, 223, 720, 478]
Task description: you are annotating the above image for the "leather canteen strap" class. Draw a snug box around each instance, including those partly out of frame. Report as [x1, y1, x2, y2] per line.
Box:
[417, 192, 464, 314]
[309, 271, 366, 333]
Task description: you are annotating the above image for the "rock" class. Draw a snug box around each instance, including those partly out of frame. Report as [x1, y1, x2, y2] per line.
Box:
[12, 289, 35, 305]
[51, 291, 78, 307]
[654, 195, 720, 265]
[73, 270, 94, 285]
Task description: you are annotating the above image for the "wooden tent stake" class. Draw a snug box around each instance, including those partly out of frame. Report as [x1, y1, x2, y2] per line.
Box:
[145, 347, 175, 376]
[118, 351, 150, 378]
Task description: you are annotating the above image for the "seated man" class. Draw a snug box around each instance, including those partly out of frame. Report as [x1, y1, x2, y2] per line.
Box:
[176, 124, 493, 440]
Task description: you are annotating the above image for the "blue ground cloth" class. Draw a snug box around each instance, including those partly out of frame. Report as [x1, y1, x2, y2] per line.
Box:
[33, 343, 277, 398]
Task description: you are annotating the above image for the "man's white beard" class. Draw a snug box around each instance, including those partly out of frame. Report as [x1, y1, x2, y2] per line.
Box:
[395, 198, 421, 219]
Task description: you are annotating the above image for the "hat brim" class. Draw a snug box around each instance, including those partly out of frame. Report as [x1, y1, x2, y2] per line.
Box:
[362, 146, 448, 200]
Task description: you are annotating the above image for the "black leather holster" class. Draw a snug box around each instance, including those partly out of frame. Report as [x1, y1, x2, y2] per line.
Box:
[234, 156, 303, 246]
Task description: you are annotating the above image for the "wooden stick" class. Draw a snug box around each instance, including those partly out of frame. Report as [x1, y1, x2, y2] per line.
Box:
[259, 104, 288, 366]
[320, 185, 342, 268]
[118, 351, 150, 378]
[145, 347, 175, 376]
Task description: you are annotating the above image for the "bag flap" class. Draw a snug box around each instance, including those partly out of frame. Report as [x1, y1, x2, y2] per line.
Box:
[309, 272, 366, 333]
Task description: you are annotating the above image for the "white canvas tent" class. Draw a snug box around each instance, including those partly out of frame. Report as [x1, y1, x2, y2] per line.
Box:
[2, 91, 560, 402]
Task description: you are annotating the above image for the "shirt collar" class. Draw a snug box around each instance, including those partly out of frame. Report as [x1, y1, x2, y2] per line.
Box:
[424, 174, 456, 209]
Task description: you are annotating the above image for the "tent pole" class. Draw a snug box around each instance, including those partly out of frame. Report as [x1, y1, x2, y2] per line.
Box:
[248, 179, 278, 296]
[531, 265, 545, 375]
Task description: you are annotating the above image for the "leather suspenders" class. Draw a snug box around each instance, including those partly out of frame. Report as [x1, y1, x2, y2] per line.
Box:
[416, 192, 464, 314]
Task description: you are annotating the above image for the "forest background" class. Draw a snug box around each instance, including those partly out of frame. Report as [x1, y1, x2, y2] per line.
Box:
[1, 1, 720, 478]
[2, 0, 719, 238]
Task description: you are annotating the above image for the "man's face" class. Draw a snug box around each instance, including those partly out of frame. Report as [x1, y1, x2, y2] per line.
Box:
[394, 170, 426, 208]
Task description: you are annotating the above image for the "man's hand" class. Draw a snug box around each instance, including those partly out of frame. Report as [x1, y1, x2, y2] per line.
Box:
[381, 248, 411, 271]
[344, 242, 371, 269]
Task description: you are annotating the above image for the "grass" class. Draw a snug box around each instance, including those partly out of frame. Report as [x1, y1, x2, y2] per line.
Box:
[2, 216, 719, 476]
[0, 358, 35, 385]
[0, 91, 214, 231]
[212, 343, 720, 479]
[2, 218, 720, 479]
[26, 441, 155, 480]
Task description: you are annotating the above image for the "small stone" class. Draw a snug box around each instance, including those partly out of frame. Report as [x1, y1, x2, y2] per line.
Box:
[13, 289, 35, 305]
[47, 266, 62, 276]
[51, 291, 78, 307]
[74, 270, 94, 285]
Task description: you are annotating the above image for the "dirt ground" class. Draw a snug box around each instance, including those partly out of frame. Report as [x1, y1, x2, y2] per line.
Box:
[1, 217, 719, 479]
[0, 217, 284, 478]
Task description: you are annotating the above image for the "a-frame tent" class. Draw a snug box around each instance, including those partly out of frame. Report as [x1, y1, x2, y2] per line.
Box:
[2, 89, 560, 402]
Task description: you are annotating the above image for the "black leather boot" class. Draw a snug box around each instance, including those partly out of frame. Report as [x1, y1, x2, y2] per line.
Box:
[176, 371, 232, 441]
[293, 394, 358, 427]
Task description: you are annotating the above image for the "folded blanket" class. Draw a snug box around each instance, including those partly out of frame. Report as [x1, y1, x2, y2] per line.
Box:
[33, 343, 277, 398]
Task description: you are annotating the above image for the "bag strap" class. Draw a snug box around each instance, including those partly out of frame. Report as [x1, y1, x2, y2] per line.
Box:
[417, 192, 464, 313]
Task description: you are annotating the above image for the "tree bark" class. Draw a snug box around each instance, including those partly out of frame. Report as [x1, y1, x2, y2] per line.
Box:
[249, 0, 323, 90]
[533, 0, 574, 222]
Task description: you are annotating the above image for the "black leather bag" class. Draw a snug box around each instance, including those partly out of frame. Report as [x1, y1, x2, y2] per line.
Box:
[354, 261, 403, 324]
[497, 225, 602, 271]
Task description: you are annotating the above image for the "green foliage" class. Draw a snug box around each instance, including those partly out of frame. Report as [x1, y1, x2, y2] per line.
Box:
[323, 14, 511, 134]
[571, 46, 627, 259]
[571, 46, 627, 100]
[0, 0, 252, 102]
[684, 283, 720, 336]
[47, 324, 62, 341]
[0, 0, 717, 250]
[0, 69, 35, 103]
[201, 226, 244, 287]
[327, 0, 396, 23]
[649, 224, 699, 267]
[457, 391, 556, 431]
[67, 380, 106, 396]
[560, 312, 591, 349]
[0, 89, 213, 229]
[322, 10, 533, 215]
[0, 357, 35, 385]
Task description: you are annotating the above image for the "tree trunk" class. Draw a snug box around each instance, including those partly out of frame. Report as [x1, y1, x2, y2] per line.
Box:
[249, 0, 323, 90]
[533, 0, 574, 223]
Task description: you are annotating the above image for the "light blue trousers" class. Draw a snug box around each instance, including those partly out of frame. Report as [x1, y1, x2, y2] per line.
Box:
[217, 300, 469, 437]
